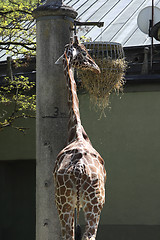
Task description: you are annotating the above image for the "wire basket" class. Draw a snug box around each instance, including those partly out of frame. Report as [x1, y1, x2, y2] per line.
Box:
[77, 42, 127, 111]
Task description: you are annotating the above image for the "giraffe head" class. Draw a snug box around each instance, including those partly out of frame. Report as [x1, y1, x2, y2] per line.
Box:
[64, 36, 100, 74]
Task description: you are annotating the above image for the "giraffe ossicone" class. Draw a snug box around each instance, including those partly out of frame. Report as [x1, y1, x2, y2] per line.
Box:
[53, 35, 106, 240]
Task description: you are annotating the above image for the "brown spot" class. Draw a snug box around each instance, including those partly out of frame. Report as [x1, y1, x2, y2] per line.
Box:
[82, 174, 87, 181]
[57, 188, 60, 196]
[59, 213, 64, 220]
[70, 174, 76, 183]
[56, 153, 66, 167]
[66, 224, 72, 233]
[89, 227, 95, 235]
[91, 153, 97, 158]
[66, 189, 71, 197]
[55, 180, 60, 188]
[65, 150, 72, 154]
[90, 192, 95, 199]
[92, 179, 98, 186]
[93, 205, 99, 213]
[91, 172, 98, 179]
[61, 219, 65, 227]
[68, 196, 73, 202]
[98, 203, 103, 210]
[64, 213, 69, 222]
[86, 203, 92, 212]
[62, 203, 72, 212]
[83, 132, 89, 141]
[71, 153, 82, 161]
[63, 174, 69, 182]
[74, 149, 79, 154]
[57, 204, 62, 213]
[98, 155, 104, 165]
[75, 170, 80, 178]
[83, 182, 89, 190]
[89, 220, 94, 227]
[60, 186, 66, 195]
[91, 197, 98, 204]
[58, 168, 65, 174]
[61, 196, 66, 204]
[65, 179, 73, 188]
[87, 186, 94, 193]
[56, 196, 61, 204]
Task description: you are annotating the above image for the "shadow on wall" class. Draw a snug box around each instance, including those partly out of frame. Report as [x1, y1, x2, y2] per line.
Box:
[97, 225, 160, 240]
[0, 160, 36, 240]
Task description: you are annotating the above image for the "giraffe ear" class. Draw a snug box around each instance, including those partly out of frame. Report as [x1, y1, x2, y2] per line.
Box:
[55, 54, 63, 65]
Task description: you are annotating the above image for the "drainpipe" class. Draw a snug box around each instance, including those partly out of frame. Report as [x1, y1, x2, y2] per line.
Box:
[33, 1, 77, 240]
[141, 47, 149, 75]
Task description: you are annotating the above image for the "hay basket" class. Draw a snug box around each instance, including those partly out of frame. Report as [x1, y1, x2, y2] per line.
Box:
[77, 42, 127, 111]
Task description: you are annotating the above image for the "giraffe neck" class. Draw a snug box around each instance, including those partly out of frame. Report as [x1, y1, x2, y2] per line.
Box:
[63, 52, 84, 144]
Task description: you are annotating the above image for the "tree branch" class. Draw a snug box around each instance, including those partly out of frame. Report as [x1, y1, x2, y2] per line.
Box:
[0, 113, 35, 133]
[0, 41, 36, 50]
[0, 25, 30, 31]
[0, 9, 32, 15]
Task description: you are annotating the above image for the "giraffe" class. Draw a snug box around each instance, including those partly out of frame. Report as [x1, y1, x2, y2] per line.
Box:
[53, 36, 106, 240]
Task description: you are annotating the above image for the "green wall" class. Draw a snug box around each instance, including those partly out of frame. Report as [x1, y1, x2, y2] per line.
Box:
[79, 90, 160, 226]
[0, 112, 35, 160]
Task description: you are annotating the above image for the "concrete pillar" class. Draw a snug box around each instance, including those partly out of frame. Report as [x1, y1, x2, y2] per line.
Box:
[33, 1, 77, 240]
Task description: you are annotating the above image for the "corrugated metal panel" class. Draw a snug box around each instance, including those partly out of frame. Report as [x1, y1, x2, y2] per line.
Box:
[64, 0, 160, 47]
[84, 0, 133, 41]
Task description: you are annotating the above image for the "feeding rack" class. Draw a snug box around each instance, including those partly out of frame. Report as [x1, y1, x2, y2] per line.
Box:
[77, 41, 127, 111]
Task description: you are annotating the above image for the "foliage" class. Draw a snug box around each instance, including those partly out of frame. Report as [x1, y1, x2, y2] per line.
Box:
[0, 0, 39, 58]
[0, 76, 36, 132]
[79, 35, 92, 43]
[0, 0, 39, 132]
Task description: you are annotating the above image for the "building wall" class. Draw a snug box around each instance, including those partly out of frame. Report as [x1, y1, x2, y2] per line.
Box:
[79, 85, 160, 239]
[0, 113, 35, 161]
[0, 84, 160, 239]
[0, 110, 36, 240]
[79, 87, 160, 226]
[0, 160, 35, 240]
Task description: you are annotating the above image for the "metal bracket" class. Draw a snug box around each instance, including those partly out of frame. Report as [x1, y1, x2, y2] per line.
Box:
[72, 20, 104, 35]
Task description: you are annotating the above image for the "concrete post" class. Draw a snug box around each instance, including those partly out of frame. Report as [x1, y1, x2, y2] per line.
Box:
[33, 1, 77, 240]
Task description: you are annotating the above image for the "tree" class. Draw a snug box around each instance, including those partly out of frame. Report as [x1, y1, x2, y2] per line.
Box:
[0, 0, 38, 57]
[0, 0, 39, 132]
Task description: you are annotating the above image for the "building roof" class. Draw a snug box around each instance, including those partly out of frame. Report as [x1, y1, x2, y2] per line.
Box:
[64, 0, 160, 47]
[1, 0, 160, 62]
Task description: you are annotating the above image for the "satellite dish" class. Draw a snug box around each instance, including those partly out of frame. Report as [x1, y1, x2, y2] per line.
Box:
[137, 6, 160, 34]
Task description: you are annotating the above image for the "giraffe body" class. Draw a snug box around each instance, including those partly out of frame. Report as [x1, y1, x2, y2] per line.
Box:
[53, 36, 106, 240]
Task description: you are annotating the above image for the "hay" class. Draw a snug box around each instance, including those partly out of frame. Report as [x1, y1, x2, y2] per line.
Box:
[77, 57, 127, 112]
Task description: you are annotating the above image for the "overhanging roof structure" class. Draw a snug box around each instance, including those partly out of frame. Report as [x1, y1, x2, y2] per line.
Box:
[64, 0, 160, 47]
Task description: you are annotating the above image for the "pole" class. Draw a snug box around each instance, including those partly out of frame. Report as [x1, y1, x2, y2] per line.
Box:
[33, 1, 77, 239]
[151, 0, 154, 71]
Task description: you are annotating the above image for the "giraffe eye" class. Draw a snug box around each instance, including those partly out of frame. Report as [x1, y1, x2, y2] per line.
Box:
[82, 51, 87, 57]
